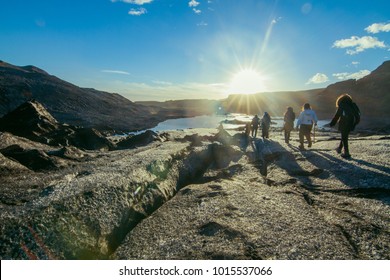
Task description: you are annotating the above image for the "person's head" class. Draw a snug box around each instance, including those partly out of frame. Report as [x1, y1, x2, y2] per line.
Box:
[264, 112, 268, 116]
[303, 103, 311, 110]
[336, 93, 353, 107]
[255, 114, 258, 117]
[287, 106, 293, 112]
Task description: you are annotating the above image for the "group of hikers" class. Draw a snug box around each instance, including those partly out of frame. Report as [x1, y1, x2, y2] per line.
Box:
[246, 93, 360, 159]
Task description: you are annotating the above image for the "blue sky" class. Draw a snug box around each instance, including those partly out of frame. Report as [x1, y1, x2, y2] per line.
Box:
[1, 0, 389, 101]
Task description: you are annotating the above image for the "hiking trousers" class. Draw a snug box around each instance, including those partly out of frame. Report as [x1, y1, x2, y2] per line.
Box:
[338, 128, 351, 155]
[299, 124, 312, 146]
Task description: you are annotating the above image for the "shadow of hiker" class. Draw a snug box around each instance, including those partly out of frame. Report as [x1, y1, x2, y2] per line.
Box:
[300, 149, 390, 206]
[246, 138, 315, 184]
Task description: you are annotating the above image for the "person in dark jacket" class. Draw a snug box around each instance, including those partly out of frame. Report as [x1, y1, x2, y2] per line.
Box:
[329, 93, 360, 159]
[261, 112, 271, 138]
[251, 114, 260, 138]
[283, 107, 295, 144]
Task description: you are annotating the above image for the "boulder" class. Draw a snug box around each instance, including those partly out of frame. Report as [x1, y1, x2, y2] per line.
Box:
[116, 130, 161, 150]
[1, 144, 57, 171]
[0, 100, 59, 143]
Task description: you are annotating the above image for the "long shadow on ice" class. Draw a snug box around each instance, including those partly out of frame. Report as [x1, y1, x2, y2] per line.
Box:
[249, 138, 316, 187]
[301, 149, 390, 205]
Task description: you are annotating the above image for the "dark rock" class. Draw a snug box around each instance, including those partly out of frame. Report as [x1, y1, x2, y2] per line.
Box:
[0, 61, 154, 132]
[0, 101, 113, 151]
[1, 144, 57, 171]
[0, 100, 59, 143]
[0, 129, 389, 260]
[116, 130, 160, 150]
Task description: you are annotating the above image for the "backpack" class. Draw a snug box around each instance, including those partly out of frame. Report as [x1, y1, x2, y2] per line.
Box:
[344, 102, 360, 129]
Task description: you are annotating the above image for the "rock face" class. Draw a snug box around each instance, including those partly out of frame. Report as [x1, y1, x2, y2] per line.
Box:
[0, 61, 152, 132]
[2, 60, 390, 132]
[0, 125, 389, 260]
[0, 100, 113, 151]
[0, 99, 59, 142]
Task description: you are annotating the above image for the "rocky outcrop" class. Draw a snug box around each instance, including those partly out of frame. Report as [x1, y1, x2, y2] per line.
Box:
[0, 100, 113, 151]
[0, 61, 153, 132]
[0, 127, 389, 260]
[0, 99, 59, 142]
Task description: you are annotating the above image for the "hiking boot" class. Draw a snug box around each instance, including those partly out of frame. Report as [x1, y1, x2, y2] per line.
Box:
[336, 147, 342, 154]
[299, 144, 305, 150]
[341, 153, 351, 159]
[308, 142, 312, 148]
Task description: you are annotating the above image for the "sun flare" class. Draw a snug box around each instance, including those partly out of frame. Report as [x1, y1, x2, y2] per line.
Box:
[228, 69, 267, 94]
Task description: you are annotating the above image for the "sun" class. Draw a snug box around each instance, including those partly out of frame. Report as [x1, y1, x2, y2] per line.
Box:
[228, 69, 267, 94]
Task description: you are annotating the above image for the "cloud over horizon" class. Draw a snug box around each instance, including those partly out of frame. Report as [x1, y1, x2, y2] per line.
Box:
[306, 73, 329, 84]
[102, 70, 131, 75]
[332, 36, 386, 55]
[333, 70, 371, 80]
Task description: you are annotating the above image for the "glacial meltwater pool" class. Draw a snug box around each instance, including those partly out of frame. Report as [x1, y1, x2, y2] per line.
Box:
[127, 114, 331, 135]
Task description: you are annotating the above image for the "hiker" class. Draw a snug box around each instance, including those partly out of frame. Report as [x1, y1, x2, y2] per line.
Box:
[329, 93, 360, 159]
[251, 114, 260, 138]
[283, 106, 296, 144]
[296, 103, 318, 150]
[244, 122, 251, 137]
[261, 112, 271, 138]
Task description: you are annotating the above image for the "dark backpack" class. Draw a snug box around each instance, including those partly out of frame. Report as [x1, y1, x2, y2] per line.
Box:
[344, 102, 360, 129]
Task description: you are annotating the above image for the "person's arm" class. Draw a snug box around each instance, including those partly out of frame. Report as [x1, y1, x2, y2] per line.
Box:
[313, 110, 318, 126]
[329, 108, 342, 127]
[296, 112, 302, 128]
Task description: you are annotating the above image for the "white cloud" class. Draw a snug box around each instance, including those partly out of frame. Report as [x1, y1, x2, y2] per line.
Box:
[333, 70, 371, 80]
[128, 7, 147, 15]
[111, 0, 153, 4]
[102, 70, 131, 75]
[271, 17, 282, 24]
[365, 22, 390, 34]
[197, 21, 208, 27]
[306, 73, 329, 84]
[332, 36, 386, 55]
[189, 0, 201, 14]
[351, 61, 360, 66]
[189, 0, 200, 8]
[152, 80, 173, 86]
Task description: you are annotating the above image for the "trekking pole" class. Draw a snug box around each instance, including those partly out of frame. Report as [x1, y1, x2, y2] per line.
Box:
[313, 124, 316, 143]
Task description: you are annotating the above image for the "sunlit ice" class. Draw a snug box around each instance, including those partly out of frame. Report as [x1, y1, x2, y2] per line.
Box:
[227, 69, 268, 95]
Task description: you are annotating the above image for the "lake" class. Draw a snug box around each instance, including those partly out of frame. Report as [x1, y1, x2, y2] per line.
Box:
[128, 114, 331, 135]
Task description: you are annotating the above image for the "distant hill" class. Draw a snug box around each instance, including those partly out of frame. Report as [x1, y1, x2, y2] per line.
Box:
[219, 61, 390, 128]
[315, 61, 390, 127]
[136, 99, 223, 116]
[1, 59, 389, 131]
[0, 60, 153, 132]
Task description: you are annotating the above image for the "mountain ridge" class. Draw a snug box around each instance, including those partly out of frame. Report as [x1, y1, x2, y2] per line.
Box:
[1, 60, 389, 131]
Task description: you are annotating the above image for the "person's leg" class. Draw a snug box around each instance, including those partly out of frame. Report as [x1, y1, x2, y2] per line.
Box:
[299, 127, 305, 149]
[341, 129, 350, 157]
[336, 139, 343, 153]
[305, 125, 312, 147]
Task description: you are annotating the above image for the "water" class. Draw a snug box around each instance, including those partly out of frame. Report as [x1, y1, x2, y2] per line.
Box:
[128, 114, 331, 135]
